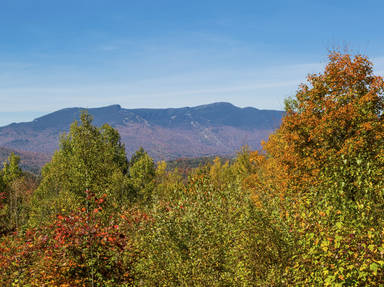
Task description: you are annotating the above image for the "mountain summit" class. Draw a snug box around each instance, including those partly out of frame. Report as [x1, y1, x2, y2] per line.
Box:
[0, 103, 284, 160]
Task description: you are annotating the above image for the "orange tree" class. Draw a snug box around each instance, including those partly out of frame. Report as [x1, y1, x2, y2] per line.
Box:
[264, 52, 384, 200]
[243, 52, 384, 285]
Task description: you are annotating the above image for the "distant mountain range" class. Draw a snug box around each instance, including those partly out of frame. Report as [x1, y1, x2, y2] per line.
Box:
[0, 102, 284, 163]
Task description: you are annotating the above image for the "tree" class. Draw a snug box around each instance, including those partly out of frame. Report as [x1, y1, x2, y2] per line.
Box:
[30, 111, 130, 225]
[0, 153, 24, 233]
[152, 161, 185, 203]
[128, 147, 156, 205]
[265, 52, 384, 200]
[0, 192, 138, 286]
[135, 170, 292, 286]
[2, 153, 22, 185]
[0, 174, 5, 208]
[258, 52, 384, 285]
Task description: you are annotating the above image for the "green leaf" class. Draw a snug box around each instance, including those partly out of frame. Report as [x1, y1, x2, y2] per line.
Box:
[370, 262, 379, 274]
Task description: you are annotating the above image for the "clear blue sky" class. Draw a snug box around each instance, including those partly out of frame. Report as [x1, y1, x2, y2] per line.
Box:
[1, 0, 384, 126]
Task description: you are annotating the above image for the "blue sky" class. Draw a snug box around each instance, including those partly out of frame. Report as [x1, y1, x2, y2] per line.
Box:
[1, 0, 384, 126]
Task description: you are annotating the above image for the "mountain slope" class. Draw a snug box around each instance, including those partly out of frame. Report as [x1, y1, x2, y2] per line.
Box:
[0, 103, 283, 160]
[0, 146, 50, 174]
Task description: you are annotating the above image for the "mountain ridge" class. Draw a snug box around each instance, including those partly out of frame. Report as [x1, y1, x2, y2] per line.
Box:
[0, 102, 284, 161]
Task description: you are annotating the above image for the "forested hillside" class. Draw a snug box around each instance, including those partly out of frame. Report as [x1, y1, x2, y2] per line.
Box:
[0, 102, 283, 160]
[0, 147, 50, 174]
[0, 52, 383, 286]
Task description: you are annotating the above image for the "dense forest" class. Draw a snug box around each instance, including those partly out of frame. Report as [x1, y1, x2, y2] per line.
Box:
[0, 52, 383, 286]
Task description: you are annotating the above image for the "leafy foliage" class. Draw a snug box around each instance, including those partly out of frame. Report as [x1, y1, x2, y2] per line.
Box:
[0, 153, 31, 234]
[127, 147, 156, 205]
[30, 112, 130, 225]
[266, 52, 384, 198]
[0, 191, 138, 286]
[135, 171, 292, 286]
[0, 52, 383, 285]
[258, 52, 384, 285]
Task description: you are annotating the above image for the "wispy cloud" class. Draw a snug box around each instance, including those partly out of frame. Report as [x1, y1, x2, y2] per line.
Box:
[0, 32, 382, 126]
[0, 60, 324, 116]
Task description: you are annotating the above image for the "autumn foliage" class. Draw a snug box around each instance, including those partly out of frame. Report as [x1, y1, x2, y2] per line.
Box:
[247, 52, 384, 285]
[0, 190, 140, 286]
[0, 52, 383, 286]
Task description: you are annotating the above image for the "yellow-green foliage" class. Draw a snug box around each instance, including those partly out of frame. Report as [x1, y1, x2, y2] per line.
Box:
[1, 52, 383, 286]
[127, 147, 156, 205]
[252, 53, 384, 285]
[153, 160, 185, 203]
[29, 112, 130, 226]
[0, 153, 29, 233]
[134, 172, 293, 286]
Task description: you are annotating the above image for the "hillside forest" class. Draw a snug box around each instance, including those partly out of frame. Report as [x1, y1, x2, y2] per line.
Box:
[0, 52, 383, 286]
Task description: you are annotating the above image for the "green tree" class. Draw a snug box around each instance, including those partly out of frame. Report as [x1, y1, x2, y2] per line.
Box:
[135, 172, 292, 286]
[0, 174, 5, 203]
[128, 147, 156, 205]
[30, 111, 130, 225]
[0, 153, 24, 233]
[2, 153, 22, 185]
[152, 161, 185, 203]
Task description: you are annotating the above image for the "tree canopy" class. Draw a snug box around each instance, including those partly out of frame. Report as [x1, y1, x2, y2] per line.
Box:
[265, 52, 384, 200]
[30, 112, 130, 224]
[1, 52, 383, 286]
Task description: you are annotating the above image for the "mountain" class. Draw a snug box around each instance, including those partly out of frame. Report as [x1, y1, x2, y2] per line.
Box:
[0, 146, 50, 174]
[0, 102, 284, 161]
